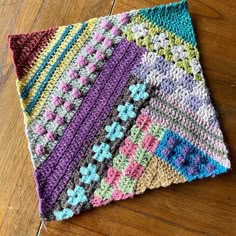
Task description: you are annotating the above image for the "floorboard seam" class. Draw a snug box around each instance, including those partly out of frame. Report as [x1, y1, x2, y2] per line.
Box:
[36, 221, 43, 236]
[109, 0, 116, 15]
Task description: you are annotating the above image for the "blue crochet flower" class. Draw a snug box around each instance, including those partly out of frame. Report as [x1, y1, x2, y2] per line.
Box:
[105, 122, 124, 141]
[129, 83, 149, 101]
[117, 102, 136, 121]
[80, 163, 100, 184]
[54, 208, 74, 221]
[67, 186, 88, 206]
[92, 142, 112, 162]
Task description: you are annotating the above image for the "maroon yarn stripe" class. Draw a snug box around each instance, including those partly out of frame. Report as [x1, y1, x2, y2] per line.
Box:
[8, 27, 58, 79]
[35, 40, 146, 215]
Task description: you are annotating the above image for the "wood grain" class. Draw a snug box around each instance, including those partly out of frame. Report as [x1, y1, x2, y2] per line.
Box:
[0, 0, 235, 236]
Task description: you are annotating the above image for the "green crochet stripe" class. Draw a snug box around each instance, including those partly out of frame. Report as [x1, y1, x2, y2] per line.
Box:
[139, 0, 197, 46]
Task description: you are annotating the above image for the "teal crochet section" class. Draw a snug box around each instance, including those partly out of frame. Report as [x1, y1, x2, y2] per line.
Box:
[139, 0, 197, 46]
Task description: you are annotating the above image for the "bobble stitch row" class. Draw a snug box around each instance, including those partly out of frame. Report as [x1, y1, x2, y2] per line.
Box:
[156, 131, 218, 178]
[52, 95, 75, 112]
[34, 106, 71, 156]
[34, 124, 57, 140]
[42, 17, 129, 165]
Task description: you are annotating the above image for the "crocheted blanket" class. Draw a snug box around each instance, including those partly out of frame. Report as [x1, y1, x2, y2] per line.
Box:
[8, 0, 230, 221]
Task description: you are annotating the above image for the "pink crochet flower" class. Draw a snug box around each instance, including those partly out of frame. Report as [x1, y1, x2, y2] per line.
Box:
[105, 167, 122, 186]
[136, 113, 152, 131]
[34, 124, 46, 135]
[55, 115, 64, 125]
[72, 88, 81, 98]
[142, 133, 159, 153]
[119, 13, 129, 24]
[35, 144, 45, 155]
[64, 101, 74, 111]
[79, 75, 89, 85]
[101, 20, 113, 30]
[95, 50, 105, 60]
[87, 63, 96, 72]
[125, 161, 144, 180]
[103, 37, 112, 48]
[69, 69, 78, 79]
[52, 96, 64, 106]
[94, 32, 104, 42]
[119, 137, 138, 158]
[46, 131, 56, 141]
[85, 45, 95, 54]
[77, 56, 88, 66]
[59, 82, 71, 92]
[44, 110, 56, 120]
[111, 26, 121, 36]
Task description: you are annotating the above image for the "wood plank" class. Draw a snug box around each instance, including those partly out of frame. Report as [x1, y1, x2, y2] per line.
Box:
[0, 0, 113, 235]
[40, 203, 206, 236]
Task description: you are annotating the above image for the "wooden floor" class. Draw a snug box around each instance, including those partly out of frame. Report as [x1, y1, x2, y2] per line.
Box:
[0, 0, 235, 235]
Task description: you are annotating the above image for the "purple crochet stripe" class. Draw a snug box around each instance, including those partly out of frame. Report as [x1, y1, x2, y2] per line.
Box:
[35, 39, 146, 216]
[35, 40, 129, 183]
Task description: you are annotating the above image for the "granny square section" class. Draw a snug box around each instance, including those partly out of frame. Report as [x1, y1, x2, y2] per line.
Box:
[8, 0, 230, 221]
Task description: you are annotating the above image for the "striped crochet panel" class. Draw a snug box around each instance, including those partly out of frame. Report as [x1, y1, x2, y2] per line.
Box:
[8, 0, 230, 221]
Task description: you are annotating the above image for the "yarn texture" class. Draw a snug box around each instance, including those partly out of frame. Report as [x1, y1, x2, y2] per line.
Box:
[8, 0, 230, 221]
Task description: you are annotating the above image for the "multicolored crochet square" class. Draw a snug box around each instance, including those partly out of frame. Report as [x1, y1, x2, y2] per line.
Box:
[8, 0, 230, 221]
